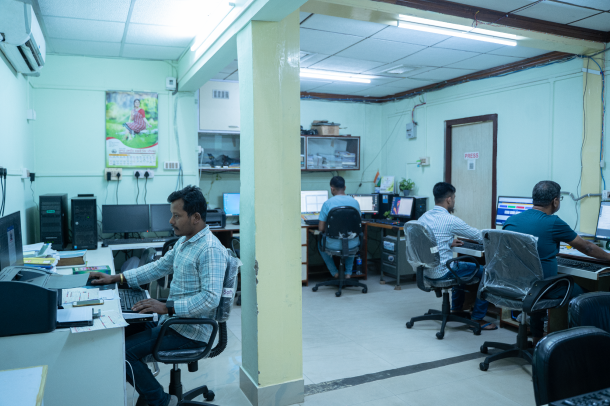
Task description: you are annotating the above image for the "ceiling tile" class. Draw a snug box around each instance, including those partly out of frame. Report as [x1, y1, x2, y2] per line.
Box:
[487, 46, 550, 59]
[49, 39, 121, 57]
[130, 0, 230, 29]
[39, 0, 131, 22]
[126, 24, 196, 47]
[300, 79, 333, 92]
[433, 37, 504, 53]
[411, 67, 477, 81]
[394, 48, 479, 68]
[300, 28, 364, 55]
[371, 26, 450, 46]
[122, 44, 185, 60]
[447, 53, 522, 70]
[300, 14, 386, 37]
[513, 2, 599, 24]
[336, 39, 425, 63]
[300, 12, 312, 23]
[570, 12, 610, 31]
[364, 63, 435, 77]
[442, 0, 534, 13]
[308, 56, 384, 73]
[352, 86, 405, 98]
[212, 72, 229, 80]
[384, 77, 436, 89]
[307, 82, 374, 95]
[44, 16, 125, 42]
[559, 0, 610, 11]
[220, 60, 238, 74]
[300, 53, 331, 68]
[225, 72, 239, 81]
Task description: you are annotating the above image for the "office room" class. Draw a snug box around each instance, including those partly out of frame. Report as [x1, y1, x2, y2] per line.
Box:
[2, 0, 610, 405]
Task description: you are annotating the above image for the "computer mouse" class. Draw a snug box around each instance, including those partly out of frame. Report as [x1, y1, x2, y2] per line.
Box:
[101, 242, 108, 247]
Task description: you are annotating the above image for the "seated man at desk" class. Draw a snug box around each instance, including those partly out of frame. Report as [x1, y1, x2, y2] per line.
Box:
[419, 182, 497, 331]
[318, 176, 361, 278]
[89, 185, 228, 406]
[503, 180, 610, 345]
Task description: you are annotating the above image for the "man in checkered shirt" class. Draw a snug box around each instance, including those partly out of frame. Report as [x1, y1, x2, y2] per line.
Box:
[90, 185, 228, 406]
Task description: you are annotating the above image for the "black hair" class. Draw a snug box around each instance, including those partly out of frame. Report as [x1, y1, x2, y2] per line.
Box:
[133, 99, 140, 107]
[167, 185, 207, 221]
[330, 176, 345, 190]
[433, 182, 456, 203]
[532, 181, 561, 207]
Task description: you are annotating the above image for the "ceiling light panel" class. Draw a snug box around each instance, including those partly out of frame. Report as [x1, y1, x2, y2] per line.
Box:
[300, 72, 370, 83]
[122, 43, 185, 60]
[300, 14, 387, 37]
[126, 24, 197, 47]
[301, 68, 378, 80]
[397, 21, 517, 46]
[335, 38, 425, 63]
[371, 26, 450, 47]
[308, 56, 384, 74]
[512, 1, 599, 24]
[49, 38, 121, 57]
[300, 28, 364, 55]
[394, 48, 478, 68]
[44, 16, 125, 42]
[39, 0, 131, 22]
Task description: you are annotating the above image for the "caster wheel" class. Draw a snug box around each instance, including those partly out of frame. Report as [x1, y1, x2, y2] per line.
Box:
[312, 287, 318, 292]
[335, 291, 342, 297]
[204, 390, 215, 401]
[480, 345, 488, 354]
[362, 288, 368, 293]
[473, 329, 481, 336]
[406, 321, 413, 329]
[436, 332, 444, 340]
[479, 362, 489, 371]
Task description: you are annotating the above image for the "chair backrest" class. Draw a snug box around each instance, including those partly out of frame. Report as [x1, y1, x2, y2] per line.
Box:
[215, 249, 240, 323]
[569, 292, 610, 333]
[403, 221, 440, 270]
[533, 326, 610, 405]
[138, 247, 156, 267]
[325, 206, 362, 239]
[479, 229, 544, 301]
[162, 237, 180, 257]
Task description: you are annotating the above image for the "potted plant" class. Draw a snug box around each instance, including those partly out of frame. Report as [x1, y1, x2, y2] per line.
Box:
[384, 211, 394, 220]
[399, 178, 415, 196]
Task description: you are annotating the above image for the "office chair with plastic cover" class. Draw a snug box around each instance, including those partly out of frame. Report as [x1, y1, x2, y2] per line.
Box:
[311, 206, 367, 297]
[155, 238, 180, 299]
[230, 238, 241, 306]
[568, 292, 610, 332]
[477, 229, 573, 371]
[532, 326, 610, 405]
[404, 221, 483, 339]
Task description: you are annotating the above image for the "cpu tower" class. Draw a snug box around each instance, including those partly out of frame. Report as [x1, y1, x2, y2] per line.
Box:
[373, 193, 399, 219]
[39, 194, 69, 250]
[411, 196, 428, 220]
[71, 196, 98, 250]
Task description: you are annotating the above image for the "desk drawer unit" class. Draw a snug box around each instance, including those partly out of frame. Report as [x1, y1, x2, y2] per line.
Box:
[381, 235, 413, 277]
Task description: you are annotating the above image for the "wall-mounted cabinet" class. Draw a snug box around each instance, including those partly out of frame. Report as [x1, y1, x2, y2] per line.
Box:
[198, 81, 240, 133]
[198, 133, 240, 172]
[303, 135, 360, 171]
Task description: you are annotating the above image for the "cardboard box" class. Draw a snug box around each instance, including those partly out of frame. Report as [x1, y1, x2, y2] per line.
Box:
[311, 121, 340, 136]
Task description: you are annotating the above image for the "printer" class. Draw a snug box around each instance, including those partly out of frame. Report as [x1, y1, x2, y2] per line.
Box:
[0, 266, 89, 337]
[207, 208, 226, 229]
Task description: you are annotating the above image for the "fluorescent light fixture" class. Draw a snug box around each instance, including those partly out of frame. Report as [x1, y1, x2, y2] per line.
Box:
[397, 15, 517, 46]
[300, 68, 377, 81]
[300, 71, 371, 84]
[191, 1, 236, 51]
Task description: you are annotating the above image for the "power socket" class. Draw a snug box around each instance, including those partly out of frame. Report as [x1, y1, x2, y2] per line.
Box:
[603, 190, 610, 200]
[21, 168, 30, 179]
[419, 157, 430, 166]
[143, 170, 154, 179]
[104, 168, 123, 181]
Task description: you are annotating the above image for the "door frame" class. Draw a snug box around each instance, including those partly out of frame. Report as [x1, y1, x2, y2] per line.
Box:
[444, 114, 498, 228]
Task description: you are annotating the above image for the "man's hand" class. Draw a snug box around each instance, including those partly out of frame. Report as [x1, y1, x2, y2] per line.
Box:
[451, 239, 464, 248]
[132, 299, 168, 315]
[89, 272, 120, 285]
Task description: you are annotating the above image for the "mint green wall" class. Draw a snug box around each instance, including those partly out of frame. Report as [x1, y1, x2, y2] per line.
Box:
[0, 55, 37, 243]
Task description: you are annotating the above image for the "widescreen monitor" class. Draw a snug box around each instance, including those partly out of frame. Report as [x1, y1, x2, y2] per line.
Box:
[495, 196, 534, 226]
[301, 190, 328, 213]
[349, 194, 378, 213]
[0, 211, 24, 271]
[223, 193, 240, 216]
[596, 201, 610, 240]
[390, 197, 414, 219]
[150, 204, 172, 232]
[102, 204, 150, 233]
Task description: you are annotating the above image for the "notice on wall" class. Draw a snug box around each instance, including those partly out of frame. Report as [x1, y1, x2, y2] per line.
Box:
[467, 159, 476, 170]
[105, 91, 159, 168]
[464, 152, 479, 160]
[464, 152, 478, 171]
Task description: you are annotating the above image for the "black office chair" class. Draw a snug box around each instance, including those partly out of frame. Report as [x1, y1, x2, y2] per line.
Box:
[151, 249, 240, 405]
[532, 326, 610, 405]
[311, 206, 368, 297]
[477, 229, 573, 371]
[568, 292, 610, 332]
[155, 238, 180, 299]
[404, 221, 482, 339]
[230, 238, 242, 306]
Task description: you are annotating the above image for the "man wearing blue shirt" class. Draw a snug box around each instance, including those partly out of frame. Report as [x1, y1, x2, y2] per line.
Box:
[318, 176, 361, 278]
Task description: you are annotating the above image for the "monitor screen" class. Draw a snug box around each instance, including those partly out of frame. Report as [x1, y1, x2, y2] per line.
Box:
[596, 201, 610, 240]
[223, 193, 240, 216]
[150, 204, 172, 232]
[102, 205, 150, 233]
[390, 197, 414, 219]
[301, 190, 328, 213]
[0, 211, 23, 271]
[350, 194, 377, 213]
[496, 196, 534, 225]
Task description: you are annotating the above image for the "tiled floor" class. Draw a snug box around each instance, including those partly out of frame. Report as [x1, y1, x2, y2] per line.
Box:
[128, 272, 535, 406]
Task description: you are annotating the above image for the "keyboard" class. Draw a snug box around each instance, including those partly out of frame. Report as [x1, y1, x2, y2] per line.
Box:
[103, 237, 174, 246]
[369, 219, 405, 227]
[118, 289, 148, 313]
[550, 387, 610, 405]
[557, 257, 610, 281]
[302, 214, 320, 225]
[557, 258, 605, 271]
[460, 242, 484, 251]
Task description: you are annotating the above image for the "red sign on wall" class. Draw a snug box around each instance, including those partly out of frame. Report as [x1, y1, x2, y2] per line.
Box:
[464, 152, 479, 159]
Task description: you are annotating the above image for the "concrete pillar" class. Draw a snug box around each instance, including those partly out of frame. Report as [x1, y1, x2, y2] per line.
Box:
[237, 10, 303, 406]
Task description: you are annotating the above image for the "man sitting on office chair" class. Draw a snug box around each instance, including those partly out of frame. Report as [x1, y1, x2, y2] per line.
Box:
[418, 182, 497, 331]
[503, 180, 610, 345]
[318, 176, 361, 278]
[89, 185, 228, 406]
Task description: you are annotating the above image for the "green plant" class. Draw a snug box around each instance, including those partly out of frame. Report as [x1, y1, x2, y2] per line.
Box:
[384, 211, 394, 220]
[399, 178, 415, 191]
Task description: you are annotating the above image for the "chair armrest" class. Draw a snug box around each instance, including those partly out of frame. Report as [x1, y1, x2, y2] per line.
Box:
[152, 318, 219, 363]
[444, 256, 480, 285]
[523, 275, 574, 313]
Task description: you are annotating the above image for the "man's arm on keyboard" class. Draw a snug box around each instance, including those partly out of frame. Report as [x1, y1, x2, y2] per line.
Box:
[124, 242, 178, 287]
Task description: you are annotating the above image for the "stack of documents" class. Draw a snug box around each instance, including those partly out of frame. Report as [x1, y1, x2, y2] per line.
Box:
[23, 243, 60, 273]
[57, 250, 87, 268]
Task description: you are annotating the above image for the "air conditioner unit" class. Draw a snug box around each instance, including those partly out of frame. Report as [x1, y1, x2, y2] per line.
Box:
[0, 0, 45, 76]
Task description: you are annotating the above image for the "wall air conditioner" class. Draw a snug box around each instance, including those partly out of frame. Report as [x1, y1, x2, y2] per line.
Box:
[0, 0, 45, 76]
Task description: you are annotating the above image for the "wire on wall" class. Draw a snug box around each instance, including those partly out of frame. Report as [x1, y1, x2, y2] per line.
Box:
[144, 176, 148, 204]
[30, 181, 38, 214]
[582, 55, 607, 190]
[0, 168, 7, 217]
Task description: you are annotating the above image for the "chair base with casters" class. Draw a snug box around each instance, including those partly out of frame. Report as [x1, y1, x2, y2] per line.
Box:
[312, 256, 367, 297]
[479, 317, 532, 371]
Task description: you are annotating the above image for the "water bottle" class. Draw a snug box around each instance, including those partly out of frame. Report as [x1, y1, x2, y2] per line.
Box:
[355, 256, 363, 275]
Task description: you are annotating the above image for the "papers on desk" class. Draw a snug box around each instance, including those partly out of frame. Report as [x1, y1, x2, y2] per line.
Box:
[23, 242, 60, 273]
[71, 310, 128, 333]
[57, 307, 93, 328]
[0, 365, 48, 406]
[62, 288, 99, 304]
[56, 250, 87, 268]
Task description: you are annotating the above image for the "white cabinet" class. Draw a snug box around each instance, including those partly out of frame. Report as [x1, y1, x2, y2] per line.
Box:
[199, 81, 240, 133]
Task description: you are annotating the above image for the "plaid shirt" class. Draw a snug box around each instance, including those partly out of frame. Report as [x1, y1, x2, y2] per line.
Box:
[124, 226, 228, 343]
[418, 206, 483, 279]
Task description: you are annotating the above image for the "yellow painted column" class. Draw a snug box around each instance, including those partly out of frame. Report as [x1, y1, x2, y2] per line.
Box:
[580, 55, 604, 234]
[237, 10, 303, 406]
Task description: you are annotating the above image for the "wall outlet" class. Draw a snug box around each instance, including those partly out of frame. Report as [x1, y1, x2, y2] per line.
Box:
[164, 161, 180, 170]
[21, 168, 30, 179]
[143, 170, 154, 179]
[603, 190, 610, 200]
[104, 168, 123, 181]
[419, 157, 430, 166]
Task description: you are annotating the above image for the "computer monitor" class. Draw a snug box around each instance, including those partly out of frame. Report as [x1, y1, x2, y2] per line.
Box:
[102, 205, 150, 234]
[349, 194, 378, 214]
[595, 201, 610, 240]
[495, 196, 534, 225]
[0, 211, 24, 271]
[301, 190, 328, 213]
[390, 197, 414, 219]
[223, 193, 240, 216]
[150, 204, 172, 232]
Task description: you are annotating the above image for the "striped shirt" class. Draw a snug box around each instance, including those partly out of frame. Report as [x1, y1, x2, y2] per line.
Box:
[124, 225, 228, 343]
[418, 205, 483, 279]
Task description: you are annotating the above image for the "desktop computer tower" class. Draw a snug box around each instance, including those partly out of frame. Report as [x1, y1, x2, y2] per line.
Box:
[39, 194, 69, 250]
[373, 193, 399, 219]
[411, 196, 428, 220]
[71, 196, 97, 250]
